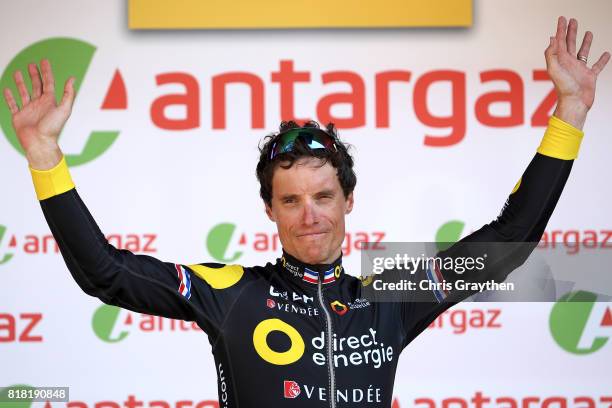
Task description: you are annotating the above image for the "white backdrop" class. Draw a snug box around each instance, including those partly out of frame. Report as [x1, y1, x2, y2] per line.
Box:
[1, 0, 611, 407]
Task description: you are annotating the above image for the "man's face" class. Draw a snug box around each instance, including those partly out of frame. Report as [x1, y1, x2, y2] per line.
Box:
[265, 157, 354, 265]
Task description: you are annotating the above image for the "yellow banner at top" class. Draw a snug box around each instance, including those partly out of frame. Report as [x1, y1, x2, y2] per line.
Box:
[128, 0, 472, 29]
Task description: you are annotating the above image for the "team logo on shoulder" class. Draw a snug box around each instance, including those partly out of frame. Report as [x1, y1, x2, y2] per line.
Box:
[187, 263, 244, 289]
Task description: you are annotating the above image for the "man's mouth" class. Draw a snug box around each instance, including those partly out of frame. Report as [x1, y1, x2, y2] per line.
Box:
[297, 231, 328, 238]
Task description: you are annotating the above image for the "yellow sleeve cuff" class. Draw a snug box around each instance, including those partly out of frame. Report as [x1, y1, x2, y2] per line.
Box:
[29, 156, 75, 200]
[537, 116, 584, 160]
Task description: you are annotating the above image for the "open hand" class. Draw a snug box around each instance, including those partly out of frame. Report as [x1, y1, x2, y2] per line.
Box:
[3, 59, 75, 168]
[546, 17, 610, 115]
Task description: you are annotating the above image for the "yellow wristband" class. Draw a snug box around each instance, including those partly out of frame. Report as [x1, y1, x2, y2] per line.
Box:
[537, 116, 584, 160]
[29, 156, 75, 200]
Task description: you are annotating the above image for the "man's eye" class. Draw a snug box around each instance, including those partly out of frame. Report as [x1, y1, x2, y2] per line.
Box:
[283, 198, 296, 204]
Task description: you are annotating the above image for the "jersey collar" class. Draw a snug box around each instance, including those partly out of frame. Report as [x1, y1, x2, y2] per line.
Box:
[277, 250, 344, 286]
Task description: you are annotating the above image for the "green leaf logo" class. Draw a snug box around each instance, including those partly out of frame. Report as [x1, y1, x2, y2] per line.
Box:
[0, 225, 15, 265]
[1, 38, 120, 166]
[435, 220, 465, 251]
[92, 304, 130, 343]
[0, 385, 35, 408]
[206, 223, 243, 263]
[549, 291, 610, 355]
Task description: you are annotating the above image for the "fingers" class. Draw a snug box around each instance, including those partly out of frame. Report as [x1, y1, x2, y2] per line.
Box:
[14, 70, 30, 107]
[4, 61, 73, 115]
[577, 31, 593, 62]
[3, 88, 19, 114]
[544, 36, 558, 69]
[566, 18, 577, 55]
[545, 36, 557, 59]
[555, 16, 568, 52]
[40, 59, 55, 94]
[28, 63, 42, 99]
[592, 51, 611, 76]
[60, 77, 76, 111]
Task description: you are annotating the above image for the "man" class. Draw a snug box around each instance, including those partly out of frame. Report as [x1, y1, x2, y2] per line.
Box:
[3, 16, 609, 408]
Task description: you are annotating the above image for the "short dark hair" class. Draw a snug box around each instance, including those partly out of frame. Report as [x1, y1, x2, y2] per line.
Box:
[256, 120, 357, 207]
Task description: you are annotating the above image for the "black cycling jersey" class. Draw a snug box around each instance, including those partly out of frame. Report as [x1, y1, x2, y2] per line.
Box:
[37, 150, 574, 407]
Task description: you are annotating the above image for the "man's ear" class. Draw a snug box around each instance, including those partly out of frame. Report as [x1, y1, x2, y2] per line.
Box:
[265, 202, 276, 222]
[345, 192, 354, 214]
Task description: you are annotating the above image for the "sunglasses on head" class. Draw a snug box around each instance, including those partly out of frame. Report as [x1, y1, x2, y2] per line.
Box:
[269, 128, 338, 160]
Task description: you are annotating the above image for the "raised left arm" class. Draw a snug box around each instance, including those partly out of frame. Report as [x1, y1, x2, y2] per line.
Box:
[432, 16, 611, 300]
[399, 17, 609, 347]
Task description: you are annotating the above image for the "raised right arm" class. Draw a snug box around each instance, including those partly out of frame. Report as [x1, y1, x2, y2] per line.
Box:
[3, 60, 245, 335]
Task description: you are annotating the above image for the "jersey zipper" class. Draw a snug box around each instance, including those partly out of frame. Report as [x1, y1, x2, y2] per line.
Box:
[317, 270, 336, 408]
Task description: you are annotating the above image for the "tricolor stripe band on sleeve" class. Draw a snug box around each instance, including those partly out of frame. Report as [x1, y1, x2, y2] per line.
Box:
[426, 259, 449, 302]
[175, 264, 192, 299]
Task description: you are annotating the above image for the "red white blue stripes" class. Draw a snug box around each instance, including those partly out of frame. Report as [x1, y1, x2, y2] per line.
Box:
[322, 268, 335, 284]
[303, 268, 318, 284]
[174, 264, 192, 299]
[302, 267, 335, 285]
[426, 260, 448, 302]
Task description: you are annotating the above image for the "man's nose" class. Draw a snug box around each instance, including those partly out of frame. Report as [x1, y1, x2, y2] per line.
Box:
[301, 199, 318, 226]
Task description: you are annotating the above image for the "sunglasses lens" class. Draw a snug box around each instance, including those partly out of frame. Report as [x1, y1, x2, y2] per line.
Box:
[270, 129, 336, 160]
